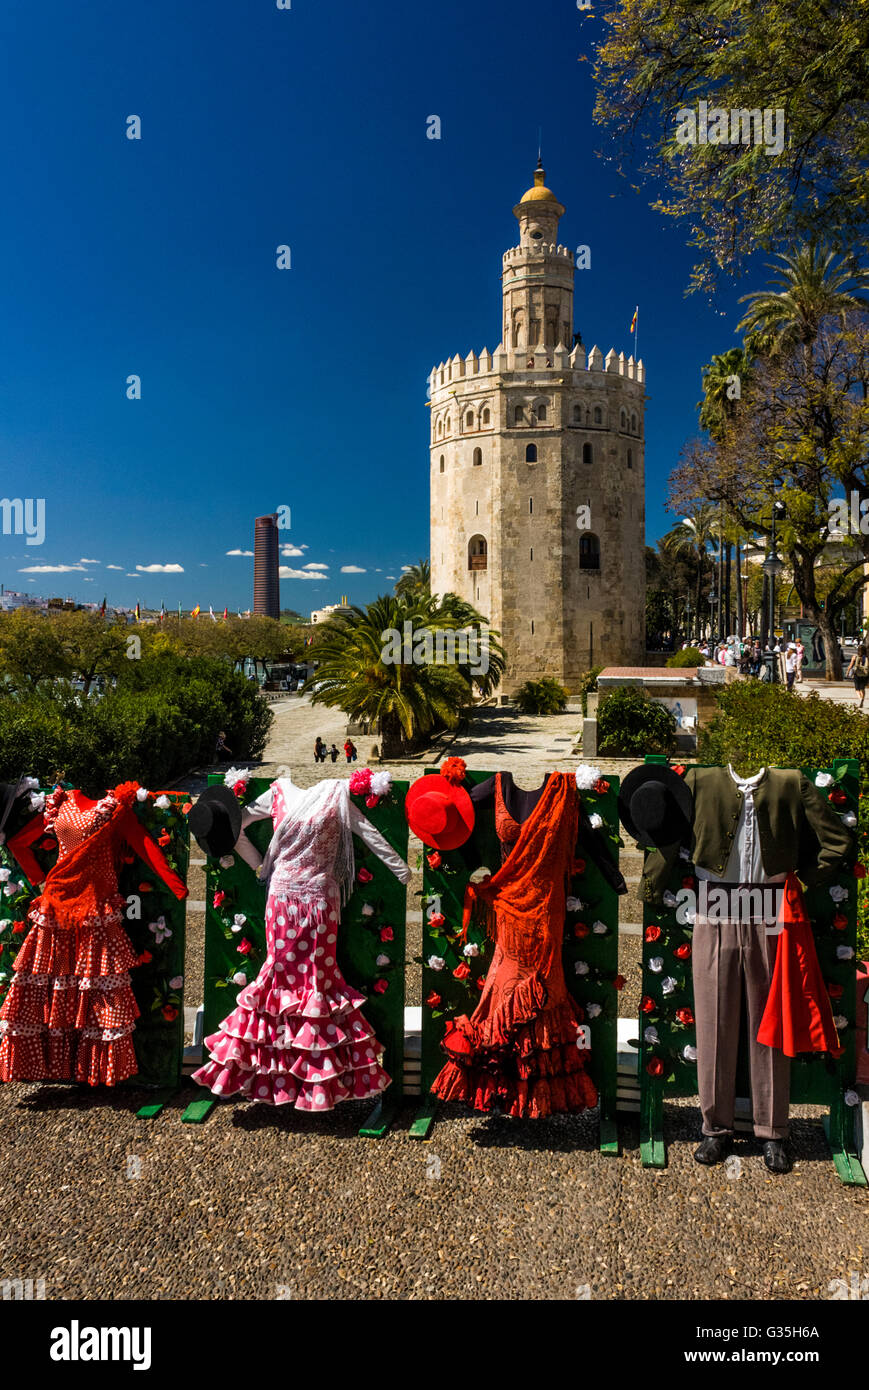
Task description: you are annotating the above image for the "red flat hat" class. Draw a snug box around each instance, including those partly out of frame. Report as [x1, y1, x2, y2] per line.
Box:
[405, 773, 475, 850]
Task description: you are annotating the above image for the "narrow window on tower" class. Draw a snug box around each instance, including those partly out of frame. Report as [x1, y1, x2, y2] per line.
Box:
[482, 407, 491, 425]
[583, 443, 593, 466]
[627, 448, 633, 470]
[473, 447, 482, 466]
[536, 404, 547, 423]
[530, 548, 533, 561]
[531, 620, 535, 635]
[439, 455, 445, 473]
[529, 498, 533, 514]
[475, 500, 479, 515]
[525, 443, 537, 463]
[466, 410, 474, 430]
[514, 406, 524, 426]
[593, 407, 602, 425]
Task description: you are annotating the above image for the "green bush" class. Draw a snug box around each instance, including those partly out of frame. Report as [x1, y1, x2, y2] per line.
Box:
[666, 647, 707, 668]
[0, 654, 273, 795]
[597, 687, 678, 756]
[699, 681, 869, 958]
[515, 678, 569, 716]
[576, 665, 602, 717]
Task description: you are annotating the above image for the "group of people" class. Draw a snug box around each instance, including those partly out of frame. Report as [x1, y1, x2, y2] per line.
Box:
[314, 737, 357, 764]
[689, 636, 806, 687]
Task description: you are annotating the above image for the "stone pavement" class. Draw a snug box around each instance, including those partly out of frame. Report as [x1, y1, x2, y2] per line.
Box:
[0, 696, 866, 1302]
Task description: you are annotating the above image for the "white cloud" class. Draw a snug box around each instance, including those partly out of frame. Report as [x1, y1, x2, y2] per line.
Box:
[19, 564, 85, 573]
[226, 549, 254, 557]
[340, 565, 366, 574]
[400, 565, 413, 573]
[279, 566, 325, 580]
[386, 574, 396, 580]
[304, 563, 329, 571]
[79, 558, 100, 565]
[106, 564, 123, 570]
[135, 563, 184, 574]
[281, 545, 306, 557]
[83, 577, 95, 582]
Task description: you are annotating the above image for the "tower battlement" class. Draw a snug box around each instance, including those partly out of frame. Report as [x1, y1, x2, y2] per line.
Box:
[429, 345, 645, 389]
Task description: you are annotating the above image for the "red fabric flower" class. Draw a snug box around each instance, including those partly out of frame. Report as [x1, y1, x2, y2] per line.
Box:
[357, 867, 373, 883]
[832, 912, 848, 931]
[39, 838, 55, 852]
[854, 863, 866, 879]
[232, 780, 247, 798]
[453, 962, 471, 981]
[11, 921, 24, 934]
[161, 1005, 178, 1022]
[373, 978, 388, 994]
[676, 1007, 695, 1026]
[573, 921, 590, 939]
[158, 831, 171, 847]
[674, 944, 692, 960]
[827, 981, 844, 999]
[138, 883, 153, 893]
[427, 851, 442, 870]
[440, 757, 467, 785]
[592, 778, 610, 795]
[213, 891, 226, 909]
[425, 991, 442, 1008]
[646, 1057, 665, 1076]
[379, 926, 394, 942]
[475, 977, 486, 991]
[365, 795, 379, 809]
[640, 995, 656, 1014]
[828, 788, 848, 806]
[429, 912, 445, 929]
[237, 938, 253, 956]
[137, 951, 153, 965]
[681, 875, 695, 889]
[573, 858, 587, 876]
[672, 765, 687, 776]
[613, 974, 626, 991]
[181, 802, 193, 814]
[644, 924, 662, 943]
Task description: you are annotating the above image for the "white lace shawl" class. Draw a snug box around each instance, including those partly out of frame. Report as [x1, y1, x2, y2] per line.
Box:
[258, 777, 356, 904]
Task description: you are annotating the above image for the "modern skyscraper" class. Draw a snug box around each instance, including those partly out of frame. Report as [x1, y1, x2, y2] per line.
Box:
[253, 513, 280, 618]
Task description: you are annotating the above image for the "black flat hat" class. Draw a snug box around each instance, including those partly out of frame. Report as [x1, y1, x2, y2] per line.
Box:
[617, 764, 694, 849]
[0, 777, 32, 841]
[187, 784, 243, 857]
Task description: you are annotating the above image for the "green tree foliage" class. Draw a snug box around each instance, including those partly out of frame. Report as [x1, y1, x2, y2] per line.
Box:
[515, 678, 569, 715]
[592, 1, 869, 291]
[597, 688, 677, 756]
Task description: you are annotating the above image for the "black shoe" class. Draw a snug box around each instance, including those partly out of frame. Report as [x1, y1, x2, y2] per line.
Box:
[694, 1135, 731, 1165]
[762, 1140, 791, 1174]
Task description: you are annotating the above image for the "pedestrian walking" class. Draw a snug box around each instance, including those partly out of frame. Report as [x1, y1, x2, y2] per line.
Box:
[846, 643, 869, 708]
[314, 737, 326, 764]
[795, 639, 805, 682]
[344, 739, 357, 763]
[785, 643, 798, 690]
[214, 730, 232, 762]
[329, 743, 339, 763]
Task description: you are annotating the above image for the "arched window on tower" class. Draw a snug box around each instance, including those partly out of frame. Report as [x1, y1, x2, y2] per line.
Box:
[465, 410, 475, 430]
[536, 403, 547, 423]
[572, 404, 582, 424]
[468, 535, 488, 571]
[525, 443, 538, 463]
[593, 406, 602, 425]
[445, 416, 451, 434]
[482, 407, 491, 425]
[436, 419, 443, 440]
[579, 533, 600, 570]
[439, 455, 445, 473]
[514, 405, 524, 426]
[620, 408, 627, 430]
[583, 443, 593, 466]
[631, 412, 638, 433]
[627, 448, 633, 470]
[473, 447, 482, 467]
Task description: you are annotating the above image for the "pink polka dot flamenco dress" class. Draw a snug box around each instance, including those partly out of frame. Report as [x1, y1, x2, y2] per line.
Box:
[192, 776, 410, 1111]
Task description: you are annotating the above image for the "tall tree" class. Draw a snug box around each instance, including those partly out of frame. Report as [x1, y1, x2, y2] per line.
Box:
[737, 244, 869, 355]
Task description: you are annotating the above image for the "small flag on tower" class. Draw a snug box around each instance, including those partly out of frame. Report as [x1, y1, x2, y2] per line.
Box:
[630, 306, 638, 334]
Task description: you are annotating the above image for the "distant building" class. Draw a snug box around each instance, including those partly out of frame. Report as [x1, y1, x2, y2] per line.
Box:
[310, 601, 352, 624]
[253, 514, 280, 618]
[0, 588, 46, 612]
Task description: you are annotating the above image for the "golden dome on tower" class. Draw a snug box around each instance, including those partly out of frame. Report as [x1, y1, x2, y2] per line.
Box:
[519, 159, 560, 204]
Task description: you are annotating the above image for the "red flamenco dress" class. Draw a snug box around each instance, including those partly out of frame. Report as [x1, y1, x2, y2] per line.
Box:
[431, 772, 598, 1119]
[0, 783, 187, 1086]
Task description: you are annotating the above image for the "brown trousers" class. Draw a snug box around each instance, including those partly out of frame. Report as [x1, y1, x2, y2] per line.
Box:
[692, 916, 790, 1140]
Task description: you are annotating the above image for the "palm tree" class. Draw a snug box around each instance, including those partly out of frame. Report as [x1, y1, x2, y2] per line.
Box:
[665, 505, 718, 638]
[736, 243, 869, 356]
[698, 347, 757, 633]
[307, 591, 504, 757]
[394, 560, 430, 602]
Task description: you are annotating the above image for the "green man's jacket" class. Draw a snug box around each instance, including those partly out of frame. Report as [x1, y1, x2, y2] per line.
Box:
[642, 766, 856, 906]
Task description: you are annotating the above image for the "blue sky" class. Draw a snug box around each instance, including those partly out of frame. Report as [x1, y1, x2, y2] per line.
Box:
[0, 0, 756, 613]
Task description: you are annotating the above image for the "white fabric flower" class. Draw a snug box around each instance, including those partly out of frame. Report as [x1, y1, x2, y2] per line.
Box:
[28, 792, 45, 813]
[844, 1089, 860, 1107]
[370, 771, 392, 798]
[574, 764, 603, 791]
[361, 903, 375, 917]
[588, 813, 604, 830]
[836, 945, 855, 960]
[427, 956, 445, 971]
[21, 776, 39, 791]
[0, 869, 10, 884]
[154, 794, 170, 810]
[815, 772, 833, 788]
[169, 975, 184, 989]
[376, 954, 391, 968]
[219, 854, 235, 870]
[223, 767, 250, 789]
[586, 1003, 602, 1019]
[830, 885, 849, 903]
[0, 920, 11, 930]
[841, 812, 857, 827]
[136, 787, 149, 801]
[463, 942, 480, 957]
[232, 971, 247, 986]
[649, 956, 664, 973]
[833, 1015, 848, 1030]
[566, 896, 584, 913]
[679, 847, 691, 860]
[592, 920, 608, 935]
[682, 1045, 698, 1063]
[662, 891, 678, 908]
[574, 960, 589, 976]
[661, 975, 678, 996]
[233, 913, 247, 928]
[644, 1026, 659, 1045]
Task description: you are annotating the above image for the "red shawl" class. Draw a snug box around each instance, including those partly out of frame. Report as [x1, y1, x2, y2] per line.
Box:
[757, 873, 840, 1057]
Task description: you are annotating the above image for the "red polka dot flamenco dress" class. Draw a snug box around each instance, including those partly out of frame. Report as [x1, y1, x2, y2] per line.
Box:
[0, 783, 187, 1086]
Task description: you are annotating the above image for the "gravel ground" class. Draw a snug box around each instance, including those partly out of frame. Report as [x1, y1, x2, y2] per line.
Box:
[1, 697, 866, 1301]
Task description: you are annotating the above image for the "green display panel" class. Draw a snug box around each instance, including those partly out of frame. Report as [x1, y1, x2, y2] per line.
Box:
[198, 775, 409, 1125]
[414, 769, 622, 1146]
[637, 757, 865, 1185]
[0, 787, 189, 1091]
